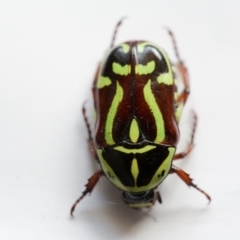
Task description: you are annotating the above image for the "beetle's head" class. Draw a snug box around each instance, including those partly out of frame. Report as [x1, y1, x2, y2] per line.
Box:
[121, 190, 158, 208]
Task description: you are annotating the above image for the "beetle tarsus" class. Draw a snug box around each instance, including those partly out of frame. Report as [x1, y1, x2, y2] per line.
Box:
[171, 165, 211, 202]
[70, 170, 103, 216]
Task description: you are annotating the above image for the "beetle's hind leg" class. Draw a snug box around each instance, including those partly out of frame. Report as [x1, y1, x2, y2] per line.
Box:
[174, 111, 197, 161]
[170, 165, 211, 202]
[82, 104, 98, 161]
[70, 170, 103, 216]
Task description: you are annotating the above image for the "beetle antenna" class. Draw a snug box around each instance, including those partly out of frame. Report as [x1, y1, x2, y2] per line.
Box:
[110, 17, 127, 49]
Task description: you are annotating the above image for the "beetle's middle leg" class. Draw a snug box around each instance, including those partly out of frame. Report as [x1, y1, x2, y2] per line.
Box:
[174, 111, 197, 161]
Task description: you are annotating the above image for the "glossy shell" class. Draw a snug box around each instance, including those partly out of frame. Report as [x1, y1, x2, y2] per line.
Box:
[94, 41, 179, 147]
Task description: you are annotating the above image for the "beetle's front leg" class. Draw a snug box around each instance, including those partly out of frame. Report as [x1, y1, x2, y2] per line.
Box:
[174, 111, 197, 161]
[70, 169, 104, 216]
[165, 28, 190, 106]
[170, 165, 211, 202]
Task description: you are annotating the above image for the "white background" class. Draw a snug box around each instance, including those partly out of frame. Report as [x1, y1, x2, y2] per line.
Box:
[1, 0, 240, 239]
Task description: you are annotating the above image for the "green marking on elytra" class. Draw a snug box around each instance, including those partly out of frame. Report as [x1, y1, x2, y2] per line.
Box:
[112, 62, 131, 75]
[157, 72, 173, 85]
[97, 147, 175, 193]
[121, 43, 130, 53]
[97, 76, 112, 88]
[157, 46, 174, 85]
[175, 103, 183, 122]
[114, 145, 156, 154]
[137, 42, 149, 53]
[105, 81, 123, 145]
[131, 158, 139, 185]
[135, 61, 155, 75]
[129, 118, 140, 143]
[143, 79, 165, 143]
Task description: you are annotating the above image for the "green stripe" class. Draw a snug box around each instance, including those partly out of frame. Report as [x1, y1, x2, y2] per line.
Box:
[97, 76, 112, 88]
[137, 42, 149, 53]
[114, 145, 156, 154]
[135, 61, 155, 75]
[143, 80, 165, 143]
[129, 118, 140, 143]
[105, 81, 123, 145]
[112, 62, 131, 75]
[157, 72, 173, 85]
[155, 46, 174, 85]
[129, 203, 152, 208]
[121, 43, 130, 53]
[97, 147, 175, 193]
[131, 158, 139, 185]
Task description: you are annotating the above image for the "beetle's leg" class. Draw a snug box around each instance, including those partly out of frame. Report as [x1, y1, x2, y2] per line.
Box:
[165, 28, 190, 106]
[176, 63, 190, 105]
[82, 104, 98, 160]
[110, 17, 126, 49]
[164, 28, 182, 63]
[84, 63, 102, 161]
[170, 165, 211, 202]
[70, 170, 104, 216]
[156, 191, 162, 204]
[174, 111, 197, 160]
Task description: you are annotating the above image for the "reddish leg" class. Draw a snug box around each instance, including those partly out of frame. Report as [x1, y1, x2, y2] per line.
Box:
[170, 165, 211, 202]
[82, 104, 98, 160]
[174, 111, 197, 160]
[165, 28, 190, 105]
[70, 170, 104, 216]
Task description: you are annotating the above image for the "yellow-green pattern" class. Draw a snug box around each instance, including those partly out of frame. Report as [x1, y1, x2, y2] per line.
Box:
[97, 76, 112, 88]
[97, 147, 175, 193]
[114, 145, 156, 154]
[143, 79, 165, 143]
[105, 81, 123, 144]
[129, 118, 140, 143]
[157, 72, 173, 85]
[112, 62, 131, 75]
[121, 43, 130, 53]
[131, 158, 139, 185]
[137, 42, 149, 53]
[129, 202, 152, 208]
[135, 61, 155, 75]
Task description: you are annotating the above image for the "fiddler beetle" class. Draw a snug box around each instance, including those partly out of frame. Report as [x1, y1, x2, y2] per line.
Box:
[70, 19, 211, 215]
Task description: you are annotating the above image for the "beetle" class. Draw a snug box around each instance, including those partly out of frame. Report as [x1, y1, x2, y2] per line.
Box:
[70, 19, 211, 215]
